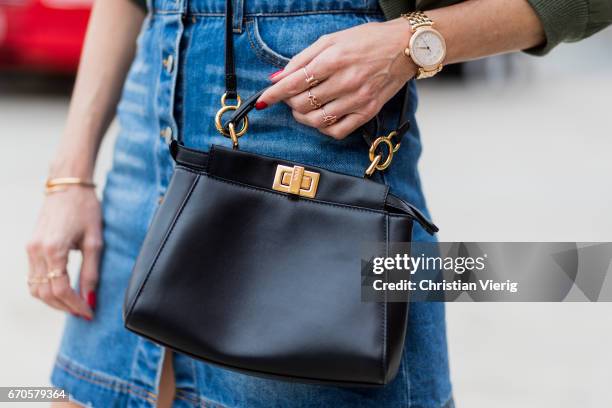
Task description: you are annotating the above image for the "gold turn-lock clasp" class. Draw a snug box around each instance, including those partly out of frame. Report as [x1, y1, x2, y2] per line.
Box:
[272, 165, 320, 199]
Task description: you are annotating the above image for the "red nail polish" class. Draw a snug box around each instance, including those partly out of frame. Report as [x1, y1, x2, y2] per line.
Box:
[255, 101, 268, 110]
[87, 291, 97, 310]
[83, 315, 92, 321]
[269, 69, 283, 79]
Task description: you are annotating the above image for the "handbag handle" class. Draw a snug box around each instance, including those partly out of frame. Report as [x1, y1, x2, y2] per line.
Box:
[217, 0, 412, 177]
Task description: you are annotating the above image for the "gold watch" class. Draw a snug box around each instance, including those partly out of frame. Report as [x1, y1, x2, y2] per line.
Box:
[401, 11, 446, 79]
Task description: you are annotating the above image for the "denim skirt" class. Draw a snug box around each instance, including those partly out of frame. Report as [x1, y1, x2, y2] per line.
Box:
[50, 0, 453, 407]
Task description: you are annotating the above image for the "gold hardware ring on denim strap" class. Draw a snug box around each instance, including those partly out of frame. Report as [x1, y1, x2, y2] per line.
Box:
[302, 67, 320, 87]
[215, 93, 249, 141]
[307, 89, 322, 109]
[321, 107, 337, 127]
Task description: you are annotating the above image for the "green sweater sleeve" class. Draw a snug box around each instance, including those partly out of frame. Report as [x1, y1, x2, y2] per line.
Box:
[130, 0, 147, 11]
[525, 0, 612, 55]
[378, 0, 612, 56]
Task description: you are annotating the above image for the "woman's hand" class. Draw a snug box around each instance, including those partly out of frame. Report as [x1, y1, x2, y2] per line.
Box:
[26, 188, 102, 320]
[23, 0, 146, 319]
[256, 18, 416, 140]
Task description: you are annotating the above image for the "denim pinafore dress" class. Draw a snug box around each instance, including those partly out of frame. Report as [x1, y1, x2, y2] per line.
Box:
[51, 0, 453, 407]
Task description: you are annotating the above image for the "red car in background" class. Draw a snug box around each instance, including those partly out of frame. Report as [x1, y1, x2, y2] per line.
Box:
[0, 0, 90, 73]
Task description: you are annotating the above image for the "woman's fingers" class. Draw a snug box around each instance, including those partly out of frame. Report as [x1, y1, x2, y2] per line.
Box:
[79, 229, 103, 312]
[259, 65, 327, 107]
[26, 240, 43, 298]
[37, 281, 69, 312]
[36, 273, 69, 312]
[27, 188, 103, 319]
[285, 68, 364, 114]
[269, 34, 336, 83]
[26, 243, 68, 311]
[285, 86, 328, 114]
[49, 272, 93, 319]
[295, 81, 403, 139]
[26, 235, 95, 319]
[258, 47, 342, 107]
[42, 240, 92, 318]
[319, 113, 371, 140]
[292, 91, 379, 137]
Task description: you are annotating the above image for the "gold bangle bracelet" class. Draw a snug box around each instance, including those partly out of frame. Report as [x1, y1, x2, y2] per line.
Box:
[45, 177, 96, 194]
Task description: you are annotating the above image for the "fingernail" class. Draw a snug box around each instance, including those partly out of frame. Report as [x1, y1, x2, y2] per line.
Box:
[83, 315, 92, 321]
[269, 69, 283, 79]
[255, 101, 268, 110]
[87, 291, 97, 310]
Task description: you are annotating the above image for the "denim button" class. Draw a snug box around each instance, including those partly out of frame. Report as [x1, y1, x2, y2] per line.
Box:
[160, 126, 172, 144]
[163, 54, 174, 73]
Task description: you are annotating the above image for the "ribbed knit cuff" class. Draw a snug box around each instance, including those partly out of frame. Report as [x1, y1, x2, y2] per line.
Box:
[525, 0, 590, 55]
[378, 0, 412, 21]
[130, 0, 147, 11]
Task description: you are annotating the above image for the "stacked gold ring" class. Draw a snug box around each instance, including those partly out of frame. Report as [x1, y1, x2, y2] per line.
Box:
[47, 269, 66, 280]
[302, 67, 320, 88]
[321, 108, 337, 127]
[27, 269, 66, 285]
[27, 276, 49, 285]
[307, 90, 321, 109]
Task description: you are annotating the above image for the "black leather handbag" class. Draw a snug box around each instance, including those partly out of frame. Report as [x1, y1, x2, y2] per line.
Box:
[123, 0, 437, 387]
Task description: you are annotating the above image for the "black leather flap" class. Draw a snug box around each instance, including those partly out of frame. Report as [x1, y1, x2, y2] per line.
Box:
[170, 142, 438, 234]
[206, 145, 390, 211]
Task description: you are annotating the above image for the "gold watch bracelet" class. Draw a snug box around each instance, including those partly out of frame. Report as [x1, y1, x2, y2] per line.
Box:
[400, 11, 444, 80]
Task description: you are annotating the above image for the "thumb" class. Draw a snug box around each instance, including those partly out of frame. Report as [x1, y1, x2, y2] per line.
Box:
[79, 230, 103, 311]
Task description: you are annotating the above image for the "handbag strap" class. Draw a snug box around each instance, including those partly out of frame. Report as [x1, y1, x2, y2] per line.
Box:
[224, 0, 237, 100]
[217, 0, 412, 178]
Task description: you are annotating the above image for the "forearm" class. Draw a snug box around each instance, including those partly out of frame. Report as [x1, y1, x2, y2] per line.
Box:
[50, 0, 145, 179]
[426, 0, 545, 64]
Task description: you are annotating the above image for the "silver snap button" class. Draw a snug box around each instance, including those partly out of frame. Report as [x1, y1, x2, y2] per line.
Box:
[160, 126, 173, 143]
[163, 54, 174, 73]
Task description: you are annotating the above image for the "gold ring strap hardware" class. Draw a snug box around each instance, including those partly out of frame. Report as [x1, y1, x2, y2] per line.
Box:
[228, 123, 239, 149]
[220, 92, 241, 108]
[365, 131, 400, 177]
[387, 130, 401, 153]
[365, 155, 382, 177]
[215, 93, 249, 146]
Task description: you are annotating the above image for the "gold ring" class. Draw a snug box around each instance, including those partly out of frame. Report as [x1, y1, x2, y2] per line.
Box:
[307, 90, 321, 109]
[368, 136, 395, 170]
[302, 67, 320, 88]
[214, 105, 249, 138]
[321, 107, 337, 127]
[47, 269, 66, 280]
[27, 276, 49, 285]
[220, 93, 242, 108]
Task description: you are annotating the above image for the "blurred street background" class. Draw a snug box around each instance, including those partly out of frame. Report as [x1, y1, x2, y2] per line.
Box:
[0, 4, 611, 406]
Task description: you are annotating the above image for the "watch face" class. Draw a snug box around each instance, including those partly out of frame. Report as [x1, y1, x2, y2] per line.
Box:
[409, 28, 446, 70]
